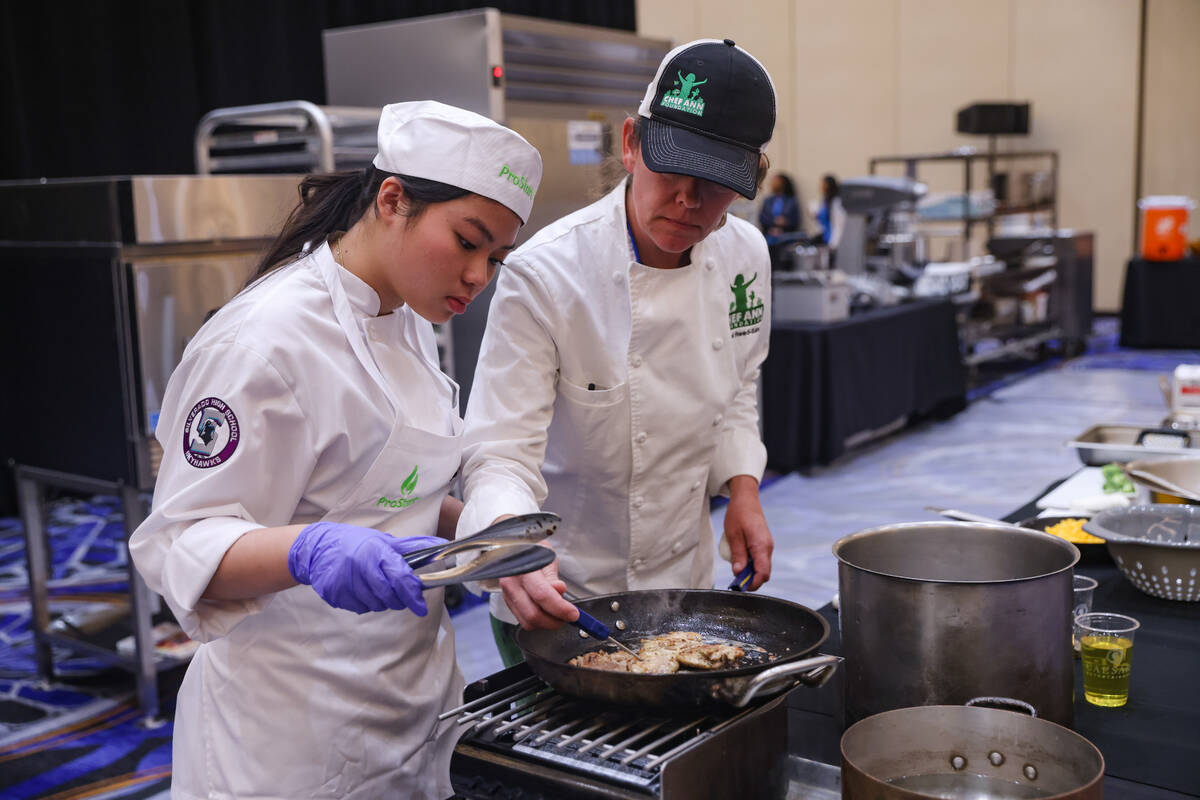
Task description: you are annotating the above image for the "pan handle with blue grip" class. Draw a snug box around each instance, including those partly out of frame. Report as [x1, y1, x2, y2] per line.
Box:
[728, 558, 756, 592]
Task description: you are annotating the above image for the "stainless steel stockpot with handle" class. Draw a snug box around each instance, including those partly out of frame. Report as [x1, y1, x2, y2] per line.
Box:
[834, 522, 1079, 727]
[840, 702, 1104, 799]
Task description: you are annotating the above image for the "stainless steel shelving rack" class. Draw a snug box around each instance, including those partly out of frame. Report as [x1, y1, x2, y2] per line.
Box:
[869, 146, 1059, 251]
[868, 148, 1092, 367]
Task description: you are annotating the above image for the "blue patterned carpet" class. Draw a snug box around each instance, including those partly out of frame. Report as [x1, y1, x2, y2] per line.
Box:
[0, 498, 173, 799]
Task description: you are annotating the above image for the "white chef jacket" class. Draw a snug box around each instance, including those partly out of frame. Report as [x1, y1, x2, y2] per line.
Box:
[458, 180, 770, 623]
[129, 242, 464, 800]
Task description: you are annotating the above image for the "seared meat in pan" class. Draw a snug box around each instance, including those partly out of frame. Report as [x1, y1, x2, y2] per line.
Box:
[569, 631, 746, 674]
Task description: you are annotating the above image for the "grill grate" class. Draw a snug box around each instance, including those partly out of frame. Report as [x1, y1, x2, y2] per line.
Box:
[444, 675, 759, 790]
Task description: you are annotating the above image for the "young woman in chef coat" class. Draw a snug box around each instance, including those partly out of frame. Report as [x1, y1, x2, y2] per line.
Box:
[129, 101, 542, 800]
[456, 40, 778, 663]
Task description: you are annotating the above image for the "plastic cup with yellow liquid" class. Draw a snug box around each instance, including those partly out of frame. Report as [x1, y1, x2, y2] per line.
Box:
[1076, 612, 1140, 707]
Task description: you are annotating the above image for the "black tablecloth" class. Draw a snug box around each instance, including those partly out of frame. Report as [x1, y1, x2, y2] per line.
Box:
[1120, 257, 1200, 349]
[762, 300, 967, 472]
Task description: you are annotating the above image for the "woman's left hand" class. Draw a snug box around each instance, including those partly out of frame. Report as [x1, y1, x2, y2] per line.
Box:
[723, 476, 773, 591]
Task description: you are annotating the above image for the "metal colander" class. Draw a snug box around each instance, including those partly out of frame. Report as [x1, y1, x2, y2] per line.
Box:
[1084, 505, 1200, 602]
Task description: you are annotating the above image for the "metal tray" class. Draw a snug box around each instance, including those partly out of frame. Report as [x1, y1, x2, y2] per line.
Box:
[1067, 424, 1197, 466]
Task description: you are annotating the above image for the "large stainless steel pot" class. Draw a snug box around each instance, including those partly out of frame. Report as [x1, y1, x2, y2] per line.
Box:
[834, 522, 1078, 726]
[841, 703, 1104, 799]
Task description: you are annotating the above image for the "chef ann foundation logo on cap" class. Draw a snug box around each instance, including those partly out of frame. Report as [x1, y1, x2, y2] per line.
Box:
[637, 38, 776, 199]
[183, 397, 240, 468]
[659, 70, 708, 117]
[373, 101, 543, 224]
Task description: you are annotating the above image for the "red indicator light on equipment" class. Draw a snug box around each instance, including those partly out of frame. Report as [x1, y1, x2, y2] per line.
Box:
[491, 65, 503, 86]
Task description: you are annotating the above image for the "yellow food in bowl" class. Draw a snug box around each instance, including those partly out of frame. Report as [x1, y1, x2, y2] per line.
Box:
[1044, 518, 1104, 544]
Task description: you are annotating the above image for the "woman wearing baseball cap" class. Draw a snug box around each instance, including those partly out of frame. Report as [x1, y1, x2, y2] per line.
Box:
[129, 101, 541, 798]
[458, 40, 778, 658]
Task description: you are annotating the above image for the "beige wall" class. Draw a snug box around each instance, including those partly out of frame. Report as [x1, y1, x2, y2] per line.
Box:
[1142, 0, 1200, 208]
[638, 0, 1192, 312]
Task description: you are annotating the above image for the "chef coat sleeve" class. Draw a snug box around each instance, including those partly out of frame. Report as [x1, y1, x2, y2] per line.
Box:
[457, 257, 560, 542]
[708, 250, 771, 498]
[129, 342, 317, 642]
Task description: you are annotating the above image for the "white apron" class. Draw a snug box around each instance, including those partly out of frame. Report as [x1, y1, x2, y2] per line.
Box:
[171, 249, 465, 800]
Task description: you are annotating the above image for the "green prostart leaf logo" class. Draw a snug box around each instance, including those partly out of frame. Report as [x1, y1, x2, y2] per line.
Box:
[377, 465, 421, 509]
[729, 272, 764, 332]
[659, 70, 708, 117]
[499, 164, 535, 198]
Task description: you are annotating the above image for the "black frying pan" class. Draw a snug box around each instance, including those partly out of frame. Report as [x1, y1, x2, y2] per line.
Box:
[515, 589, 838, 710]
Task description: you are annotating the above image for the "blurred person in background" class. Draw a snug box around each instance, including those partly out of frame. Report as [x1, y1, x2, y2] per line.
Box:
[814, 173, 845, 249]
[758, 171, 802, 244]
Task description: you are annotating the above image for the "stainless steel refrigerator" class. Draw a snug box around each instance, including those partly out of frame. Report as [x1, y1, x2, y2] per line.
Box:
[323, 9, 670, 406]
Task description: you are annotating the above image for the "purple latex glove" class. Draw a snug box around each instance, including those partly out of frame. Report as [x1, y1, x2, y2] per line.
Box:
[288, 522, 445, 615]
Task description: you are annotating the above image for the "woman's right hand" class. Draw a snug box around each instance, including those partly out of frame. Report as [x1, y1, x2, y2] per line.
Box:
[288, 522, 443, 615]
[498, 545, 580, 630]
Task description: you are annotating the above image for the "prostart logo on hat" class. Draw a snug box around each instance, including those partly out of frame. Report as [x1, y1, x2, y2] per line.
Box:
[637, 38, 777, 199]
[499, 164, 535, 198]
[373, 101, 543, 223]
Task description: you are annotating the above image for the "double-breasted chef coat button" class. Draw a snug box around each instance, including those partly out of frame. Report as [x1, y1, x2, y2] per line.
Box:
[631, 354, 643, 368]
[705, 262, 714, 271]
[612, 272, 623, 284]
[632, 496, 644, 509]
[636, 432, 647, 444]
[691, 480, 701, 492]
[712, 338, 724, 350]
[671, 541, 683, 553]
[713, 414, 723, 426]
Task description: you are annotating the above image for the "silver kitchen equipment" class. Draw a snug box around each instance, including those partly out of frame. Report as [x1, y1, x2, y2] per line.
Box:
[924, 506, 1040, 530]
[195, 101, 380, 174]
[321, 9, 670, 408]
[0, 175, 300, 491]
[772, 271, 851, 323]
[417, 541, 556, 588]
[1068, 424, 1197, 466]
[841, 702, 1104, 799]
[448, 662, 803, 799]
[1123, 457, 1200, 503]
[1, 174, 300, 720]
[833, 521, 1079, 728]
[403, 512, 559, 569]
[1085, 504, 1200, 601]
[836, 175, 928, 278]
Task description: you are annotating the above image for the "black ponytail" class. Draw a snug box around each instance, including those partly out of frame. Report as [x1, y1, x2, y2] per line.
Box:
[248, 167, 470, 285]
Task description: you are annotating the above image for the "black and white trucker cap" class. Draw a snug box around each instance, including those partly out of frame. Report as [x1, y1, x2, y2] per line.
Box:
[636, 38, 777, 199]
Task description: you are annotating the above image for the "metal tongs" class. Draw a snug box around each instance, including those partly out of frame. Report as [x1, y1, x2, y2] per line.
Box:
[406, 512, 560, 588]
[925, 506, 1043, 532]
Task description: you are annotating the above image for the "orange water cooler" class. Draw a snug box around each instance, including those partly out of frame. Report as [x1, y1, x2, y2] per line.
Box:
[1138, 195, 1195, 261]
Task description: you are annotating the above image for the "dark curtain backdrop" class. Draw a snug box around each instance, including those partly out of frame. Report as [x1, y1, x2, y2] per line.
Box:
[0, 1, 635, 179]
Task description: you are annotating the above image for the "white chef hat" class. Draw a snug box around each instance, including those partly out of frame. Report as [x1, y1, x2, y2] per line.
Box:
[373, 101, 543, 224]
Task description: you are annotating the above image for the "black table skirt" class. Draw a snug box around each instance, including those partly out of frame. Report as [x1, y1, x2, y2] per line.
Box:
[762, 300, 967, 472]
[1120, 257, 1200, 348]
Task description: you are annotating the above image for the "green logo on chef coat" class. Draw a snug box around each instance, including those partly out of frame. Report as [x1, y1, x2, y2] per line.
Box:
[728, 272, 764, 333]
[660, 70, 708, 117]
[377, 465, 421, 509]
